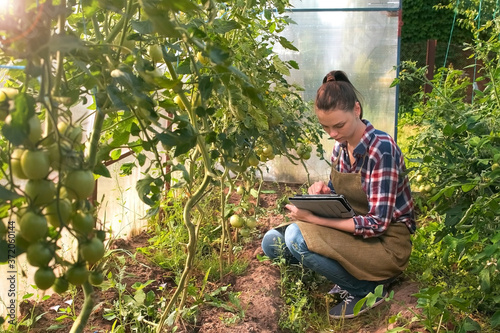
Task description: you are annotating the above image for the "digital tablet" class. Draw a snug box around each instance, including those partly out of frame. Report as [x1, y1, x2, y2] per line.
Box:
[288, 194, 355, 218]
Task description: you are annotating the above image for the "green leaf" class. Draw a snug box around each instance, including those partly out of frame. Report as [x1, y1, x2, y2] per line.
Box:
[288, 60, 299, 69]
[176, 59, 192, 74]
[156, 123, 197, 157]
[94, 162, 112, 178]
[131, 20, 154, 34]
[273, 55, 290, 76]
[2, 93, 34, 145]
[352, 297, 367, 316]
[199, 75, 213, 100]
[136, 175, 162, 206]
[461, 183, 476, 192]
[264, 9, 272, 20]
[0, 185, 21, 201]
[491, 310, 500, 327]
[208, 46, 230, 65]
[110, 149, 122, 160]
[461, 317, 481, 332]
[213, 19, 241, 34]
[278, 37, 298, 51]
[444, 206, 463, 227]
[172, 164, 190, 183]
[479, 268, 491, 292]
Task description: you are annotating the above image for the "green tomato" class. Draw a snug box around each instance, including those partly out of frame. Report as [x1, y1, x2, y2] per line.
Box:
[66, 264, 89, 286]
[239, 228, 251, 237]
[34, 267, 56, 290]
[262, 145, 273, 157]
[64, 170, 95, 200]
[245, 217, 257, 229]
[229, 214, 244, 228]
[24, 179, 56, 206]
[47, 141, 73, 170]
[57, 122, 83, 145]
[300, 151, 311, 160]
[247, 153, 259, 167]
[11, 148, 28, 179]
[20, 149, 50, 180]
[80, 237, 105, 264]
[149, 44, 164, 63]
[71, 210, 95, 235]
[20, 211, 48, 243]
[53, 277, 69, 294]
[89, 271, 104, 286]
[43, 198, 72, 228]
[27, 115, 42, 144]
[236, 186, 245, 195]
[26, 241, 53, 267]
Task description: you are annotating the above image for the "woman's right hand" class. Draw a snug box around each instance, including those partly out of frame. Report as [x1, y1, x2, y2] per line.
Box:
[308, 181, 331, 194]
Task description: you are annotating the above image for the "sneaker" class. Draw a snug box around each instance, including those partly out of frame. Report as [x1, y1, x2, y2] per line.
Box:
[328, 284, 343, 295]
[329, 290, 388, 319]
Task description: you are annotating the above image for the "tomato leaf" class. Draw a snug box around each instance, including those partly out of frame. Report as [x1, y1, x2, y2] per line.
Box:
[131, 20, 154, 35]
[136, 175, 162, 206]
[1, 94, 34, 145]
[0, 184, 21, 200]
[278, 36, 298, 51]
[461, 183, 476, 192]
[213, 19, 241, 34]
[491, 310, 500, 327]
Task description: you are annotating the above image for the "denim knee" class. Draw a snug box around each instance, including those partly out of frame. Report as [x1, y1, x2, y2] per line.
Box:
[284, 223, 309, 262]
[261, 228, 286, 260]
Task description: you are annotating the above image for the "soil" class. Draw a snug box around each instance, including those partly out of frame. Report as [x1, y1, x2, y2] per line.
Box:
[17, 182, 422, 333]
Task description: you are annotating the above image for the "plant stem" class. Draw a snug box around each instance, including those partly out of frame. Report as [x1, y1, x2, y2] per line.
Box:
[52, 0, 66, 97]
[156, 173, 211, 333]
[87, 104, 105, 170]
[69, 281, 94, 333]
[219, 167, 229, 280]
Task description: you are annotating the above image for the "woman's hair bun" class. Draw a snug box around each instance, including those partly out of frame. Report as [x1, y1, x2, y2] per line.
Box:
[322, 70, 350, 84]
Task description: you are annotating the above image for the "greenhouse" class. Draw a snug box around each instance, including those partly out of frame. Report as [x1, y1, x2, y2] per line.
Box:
[0, 0, 499, 332]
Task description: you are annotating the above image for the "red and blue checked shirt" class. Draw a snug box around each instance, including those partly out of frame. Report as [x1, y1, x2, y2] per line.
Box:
[329, 120, 416, 238]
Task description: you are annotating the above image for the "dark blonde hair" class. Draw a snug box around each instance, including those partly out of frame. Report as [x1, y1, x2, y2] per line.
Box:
[315, 70, 363, 119]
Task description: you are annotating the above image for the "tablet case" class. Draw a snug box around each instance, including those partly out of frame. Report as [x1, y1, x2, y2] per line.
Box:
[288, 194, 355, 218]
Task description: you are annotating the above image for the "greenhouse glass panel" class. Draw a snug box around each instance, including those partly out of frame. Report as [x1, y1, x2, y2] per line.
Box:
[267, 0, 401, 183]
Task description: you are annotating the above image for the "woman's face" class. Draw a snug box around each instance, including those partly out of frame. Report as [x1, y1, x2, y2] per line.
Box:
[315, 102, 362, 144]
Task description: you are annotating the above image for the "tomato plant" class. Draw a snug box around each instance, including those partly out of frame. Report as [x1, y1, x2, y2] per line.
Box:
[0, 0, 325, 332]
[401, 48, 500, 319]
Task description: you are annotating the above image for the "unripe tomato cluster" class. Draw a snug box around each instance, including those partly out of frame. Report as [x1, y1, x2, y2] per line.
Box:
[296, 143, 312, 160]
[3, 109, 107, 292]
[414, 173, 436, 195]
[255, 143, 275, 162]
[229, 214, 258, 237]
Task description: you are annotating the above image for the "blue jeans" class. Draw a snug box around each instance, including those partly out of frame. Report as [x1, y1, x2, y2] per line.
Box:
[261, 223, 384, 297]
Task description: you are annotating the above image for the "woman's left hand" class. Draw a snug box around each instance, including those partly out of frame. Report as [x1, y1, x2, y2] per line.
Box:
[285, 204, 315, 222]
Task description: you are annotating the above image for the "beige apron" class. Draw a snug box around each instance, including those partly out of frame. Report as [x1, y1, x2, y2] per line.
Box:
[295, 156, 412, 281]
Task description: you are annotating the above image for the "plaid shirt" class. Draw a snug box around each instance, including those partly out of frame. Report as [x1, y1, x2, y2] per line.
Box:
[329, 120, 416, 238]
